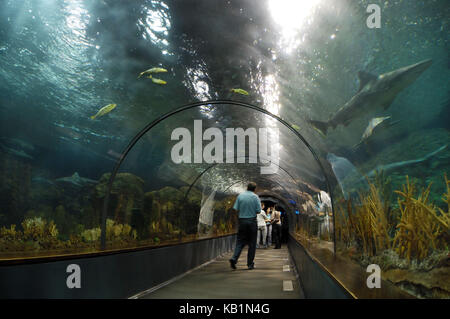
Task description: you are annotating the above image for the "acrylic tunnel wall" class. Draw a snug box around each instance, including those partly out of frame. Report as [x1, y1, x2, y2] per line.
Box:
[0, 99, 334, 258]
[99, 100, 334, 252]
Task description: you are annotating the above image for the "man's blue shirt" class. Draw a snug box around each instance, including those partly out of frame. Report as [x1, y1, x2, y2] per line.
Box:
[233, 191, 261, 218]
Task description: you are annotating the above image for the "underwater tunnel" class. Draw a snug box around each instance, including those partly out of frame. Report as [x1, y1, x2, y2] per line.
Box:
[0, 0, 449, 301]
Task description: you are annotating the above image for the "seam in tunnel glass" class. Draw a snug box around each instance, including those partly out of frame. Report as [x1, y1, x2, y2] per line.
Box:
[182, 154, 301, 203]
[101, 100, 336, 254]
[221, 177, 292, 199]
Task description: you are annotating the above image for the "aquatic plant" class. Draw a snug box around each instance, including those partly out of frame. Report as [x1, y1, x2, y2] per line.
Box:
[105, 218, 134, 241]
[335, 201, 353, 247]
[0, 224, 21, 250]
[21, 217, 59, 241]
[372, 170, 393, 210]
[361, 182, 391, 255]
[392, 175, 449, 262]
[81, 227, 101, 242]
[80, 219, 136, 244]
[335, 183, 391, 256]
[335, 173, 449, 263]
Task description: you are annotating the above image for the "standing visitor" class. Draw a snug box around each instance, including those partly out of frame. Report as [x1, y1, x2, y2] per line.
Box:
[229, 182, 261, 270]
[266, 207, 273, 247]
[256, 202, 269, 248]
[271, 206, 282, 249]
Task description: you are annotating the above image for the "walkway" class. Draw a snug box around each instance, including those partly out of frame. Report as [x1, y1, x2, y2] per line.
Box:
[136, 246, 304, 299]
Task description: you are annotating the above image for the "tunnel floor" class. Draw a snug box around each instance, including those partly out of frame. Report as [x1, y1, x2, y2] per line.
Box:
[135, 246, 304, 299]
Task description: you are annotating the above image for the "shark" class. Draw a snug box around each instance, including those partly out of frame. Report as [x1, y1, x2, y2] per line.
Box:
[0, 137, 35, 159]
[365, 144, 447, 178]
[55, 172, 97, 187]
[308, 59, 432, 136]
[327, 144, 446, 199]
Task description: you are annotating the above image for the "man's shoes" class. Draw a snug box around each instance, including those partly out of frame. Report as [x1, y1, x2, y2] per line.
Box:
[248, 263, 254, 270]
[229, 259, 236, 270]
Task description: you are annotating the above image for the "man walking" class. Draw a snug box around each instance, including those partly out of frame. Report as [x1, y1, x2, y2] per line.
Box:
[229, 182, 261, 270]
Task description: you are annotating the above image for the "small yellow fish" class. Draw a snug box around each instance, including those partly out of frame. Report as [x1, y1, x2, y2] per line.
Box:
[90, 103, 117, 120]
[312, 126, 326, 138]
[230, 88, 249, 95]
[292, 124, 300, 131]
[137, 67, 168, 78]
[147, 75, 167, 85]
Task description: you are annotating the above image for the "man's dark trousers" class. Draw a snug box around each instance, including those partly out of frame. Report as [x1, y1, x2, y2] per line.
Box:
[231, 217, 257, 267]
[273, 223, 282, 248]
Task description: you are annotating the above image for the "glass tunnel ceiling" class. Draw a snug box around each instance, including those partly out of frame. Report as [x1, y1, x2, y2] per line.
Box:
[0, 0, 447, 198]
[112, 101, 328, 204]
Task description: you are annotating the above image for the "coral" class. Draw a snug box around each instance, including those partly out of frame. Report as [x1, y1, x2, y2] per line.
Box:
[357, 249, 410, 271]
[383, 267, 450, 299]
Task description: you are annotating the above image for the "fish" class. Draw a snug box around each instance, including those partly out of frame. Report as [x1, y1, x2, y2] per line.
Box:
[327, 144, 447, 199]
[365, 144, 447, 178]
[31, 176, 54, 186]
[55, 172, 97, 187]
[107, 149, 123, 160]
[230, 88, 249, 95]
[147, 75, 167, 85]
[0, 137, 35, 159]
[326, 153, 367, 199]
[292, 124, 301, 131]
[0, 145, 33, 159]
[54, 125, 82, 140]
[137, 67, 168, 78]
[0, 137, 34, 152]
[353, 116, 400, 149]
[307, 59, 433, 136]
[90, 103, 117, 120]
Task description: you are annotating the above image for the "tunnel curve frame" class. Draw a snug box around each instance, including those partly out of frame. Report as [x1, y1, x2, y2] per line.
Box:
[101, 99, 336, 254]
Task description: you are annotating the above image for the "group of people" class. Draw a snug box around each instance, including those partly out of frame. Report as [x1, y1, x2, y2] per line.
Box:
[229, 182, 283, 270]
[256, 202, 282, 249]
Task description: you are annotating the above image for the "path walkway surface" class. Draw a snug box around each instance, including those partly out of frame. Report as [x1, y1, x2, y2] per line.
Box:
[137, 246, 304, 299]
